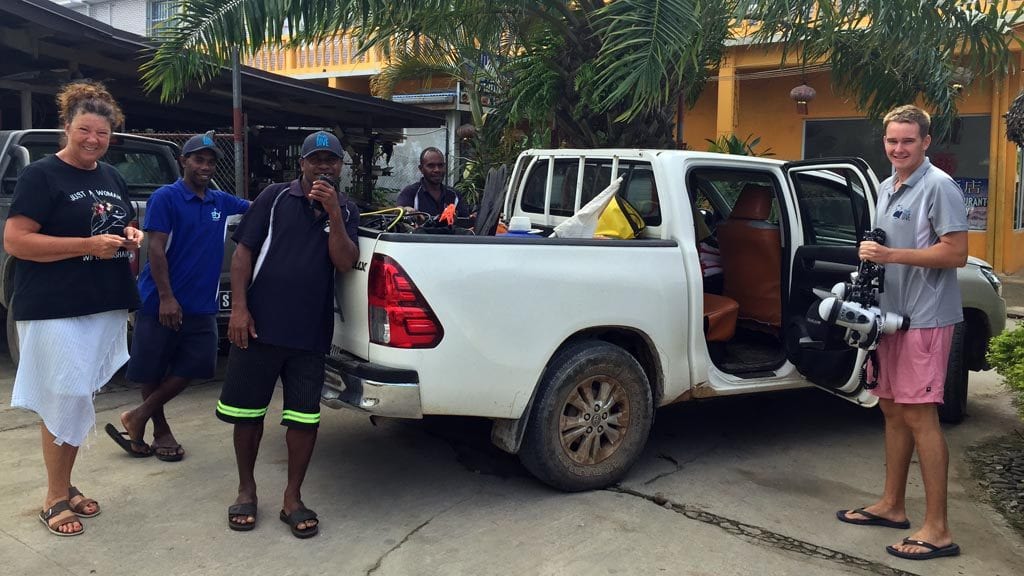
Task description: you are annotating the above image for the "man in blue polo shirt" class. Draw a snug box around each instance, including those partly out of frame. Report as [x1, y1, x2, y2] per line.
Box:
[106, 131, 249, 461]
[396, 147, 471, 218]
[216, 130, 359, 538]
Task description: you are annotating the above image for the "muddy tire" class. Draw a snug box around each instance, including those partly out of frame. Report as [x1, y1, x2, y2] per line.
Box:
[519, 340, 653, 491]
[939, 322, 968, 424]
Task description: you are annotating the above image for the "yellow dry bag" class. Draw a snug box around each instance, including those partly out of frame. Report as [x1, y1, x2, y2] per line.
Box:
[595, 195, 646, 239]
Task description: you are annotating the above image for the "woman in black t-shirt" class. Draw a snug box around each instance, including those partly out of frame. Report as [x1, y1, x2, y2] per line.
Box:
[3, 81, 142, 537]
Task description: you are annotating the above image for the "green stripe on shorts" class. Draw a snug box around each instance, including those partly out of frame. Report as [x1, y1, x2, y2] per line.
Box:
[217, 401, 268, 419]
[282, 409, 320, 425]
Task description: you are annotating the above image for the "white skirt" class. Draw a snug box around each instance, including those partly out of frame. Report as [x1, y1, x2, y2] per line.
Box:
[11, 309, 129, 447]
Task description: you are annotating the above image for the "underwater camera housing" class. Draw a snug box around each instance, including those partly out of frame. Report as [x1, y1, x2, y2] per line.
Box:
[816, 228, 909, 351]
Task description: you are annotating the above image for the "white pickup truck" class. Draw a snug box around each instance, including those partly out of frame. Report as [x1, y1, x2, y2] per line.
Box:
[321, 149, 1006, 491]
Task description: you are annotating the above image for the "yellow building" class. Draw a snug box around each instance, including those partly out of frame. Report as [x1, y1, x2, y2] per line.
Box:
[686, 36, 1024, 273]
[248, 17, 1024, 273]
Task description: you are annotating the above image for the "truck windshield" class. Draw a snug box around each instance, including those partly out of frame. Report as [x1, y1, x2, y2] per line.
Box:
[18, 138, 178, 198]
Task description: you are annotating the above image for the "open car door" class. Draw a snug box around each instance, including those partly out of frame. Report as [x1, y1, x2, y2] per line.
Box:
[781, 158, 881, 407]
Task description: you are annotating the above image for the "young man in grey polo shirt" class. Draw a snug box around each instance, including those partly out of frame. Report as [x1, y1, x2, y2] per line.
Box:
[836, 106, 968, 560]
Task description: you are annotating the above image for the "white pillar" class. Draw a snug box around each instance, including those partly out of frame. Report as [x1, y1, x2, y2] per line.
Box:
[445, 109, 459, 187]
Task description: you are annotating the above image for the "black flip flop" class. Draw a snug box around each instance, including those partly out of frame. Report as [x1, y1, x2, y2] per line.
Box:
[104, 423, 152, 457]
[886, 538, 961, 560]
[836, 508, 910, 529]
[279, 505, 319, 539]
[228, 502, 258, 531]
[153, 444, 184, 462]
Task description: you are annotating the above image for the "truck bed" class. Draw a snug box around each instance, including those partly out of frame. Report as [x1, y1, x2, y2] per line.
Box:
[331, 230, 693, 419]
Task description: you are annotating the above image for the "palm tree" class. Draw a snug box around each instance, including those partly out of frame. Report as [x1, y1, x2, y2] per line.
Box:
[141, 0, 1022, 147]
[364, 5, 513, 131]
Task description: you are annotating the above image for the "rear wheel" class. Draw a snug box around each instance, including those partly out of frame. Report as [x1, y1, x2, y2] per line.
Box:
[938, 322, 968, 424]
[519, 340, 653, 491]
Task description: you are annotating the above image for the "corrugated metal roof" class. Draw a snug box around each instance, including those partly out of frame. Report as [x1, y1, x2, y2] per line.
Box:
[0, 0, 443, 132]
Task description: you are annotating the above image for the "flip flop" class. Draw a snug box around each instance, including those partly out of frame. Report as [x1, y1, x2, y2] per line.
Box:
[279, 505, 319, 539]
[836, 508, 910, 529]
[228, 502, 257, 531]
[68, 486, 100, 518]
[104, 423, 152, 457]
[886, 538, 961, 560]
[152, 444, 184, 462]
[39, 500, 84, 537]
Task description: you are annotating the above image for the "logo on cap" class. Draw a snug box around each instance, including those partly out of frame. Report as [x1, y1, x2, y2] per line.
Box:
[316, 133, 330, 148]
[202, 133, 214, 146]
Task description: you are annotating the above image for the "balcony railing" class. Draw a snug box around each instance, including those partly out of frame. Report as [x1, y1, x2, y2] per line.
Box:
[245, 36, 385, 77]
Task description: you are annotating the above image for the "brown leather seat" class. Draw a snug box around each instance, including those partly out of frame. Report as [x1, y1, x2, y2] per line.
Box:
[716, 183, 782, 328]
[703, 293, 739, 342]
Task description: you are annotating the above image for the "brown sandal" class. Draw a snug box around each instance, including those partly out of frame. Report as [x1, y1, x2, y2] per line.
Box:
[68, 486, 100, 518]
[39, 500, 84, 537]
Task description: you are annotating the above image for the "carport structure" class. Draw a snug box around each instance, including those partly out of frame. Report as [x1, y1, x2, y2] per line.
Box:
[0, 0, 444, 196]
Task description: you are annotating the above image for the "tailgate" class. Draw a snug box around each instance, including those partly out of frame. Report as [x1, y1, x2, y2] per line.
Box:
[330, 230, 380, 360]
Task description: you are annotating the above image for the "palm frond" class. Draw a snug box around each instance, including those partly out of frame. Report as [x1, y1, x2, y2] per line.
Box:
[589, 0, 717, 122]
[504, 40, 562, 124]
[370, 48, 461, 98]
[141, 0, 487, 102]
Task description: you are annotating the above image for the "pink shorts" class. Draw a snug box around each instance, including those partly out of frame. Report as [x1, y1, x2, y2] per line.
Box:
[868, 325, 954, 405]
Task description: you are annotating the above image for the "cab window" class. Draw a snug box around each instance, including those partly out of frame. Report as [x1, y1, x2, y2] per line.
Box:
[688, 169, 780, 228]
[790, 169, 870, 246]
[577, 160, 661, 226]
[5, 138, 179, 198]
[520, 158, 551, 214]
[519, 158, 662, 226]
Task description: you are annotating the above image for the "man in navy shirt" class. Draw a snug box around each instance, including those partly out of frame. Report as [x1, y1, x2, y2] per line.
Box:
[396, 147, 471, 218]
[107, 132, 248, 461]
[216, 130, 359, 538]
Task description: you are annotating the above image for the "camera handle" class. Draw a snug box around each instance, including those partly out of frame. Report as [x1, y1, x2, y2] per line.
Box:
[860, 348, 880, 389]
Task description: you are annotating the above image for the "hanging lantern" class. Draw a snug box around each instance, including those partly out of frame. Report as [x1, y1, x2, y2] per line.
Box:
[456, 123, 477, 140]
[789, 83, 817, 115]
[950, 66, 974, 93]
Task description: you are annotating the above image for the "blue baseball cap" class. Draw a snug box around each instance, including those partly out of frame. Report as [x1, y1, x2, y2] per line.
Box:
[301, 130, 344, 159]
[181, 130, 222, 158]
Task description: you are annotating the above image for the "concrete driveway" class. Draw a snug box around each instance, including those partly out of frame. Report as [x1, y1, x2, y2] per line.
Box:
[1, 353, 1021, 576]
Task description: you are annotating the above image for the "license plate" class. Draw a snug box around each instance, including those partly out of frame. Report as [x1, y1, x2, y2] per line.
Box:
[218, 290, 231, 311]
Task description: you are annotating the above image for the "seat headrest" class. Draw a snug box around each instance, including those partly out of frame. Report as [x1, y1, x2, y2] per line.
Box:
[730, 184, 774, 220]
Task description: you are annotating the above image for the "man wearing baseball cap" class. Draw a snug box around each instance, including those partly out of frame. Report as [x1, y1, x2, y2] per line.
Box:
[217, 130, 359, 538]
[109, 131, 249, 462]
[300, 129, 345, 159]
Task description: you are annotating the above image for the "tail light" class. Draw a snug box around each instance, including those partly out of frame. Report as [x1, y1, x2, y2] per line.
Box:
[368, 254, 443, 348]
[128, 220, 141, 277]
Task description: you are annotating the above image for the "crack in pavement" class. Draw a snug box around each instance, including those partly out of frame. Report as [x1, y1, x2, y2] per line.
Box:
[1, 380, 222, 434]
[608, 486, 922, 576]
[0, 526, 76, 575]
[658, 453, 680, 466]
[365, 497, 471, 576]
[1, 399, 138, 433]
[365, 518, 432, 576]
[0, 420, 41, 433]
[642, 452, 701, 486]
